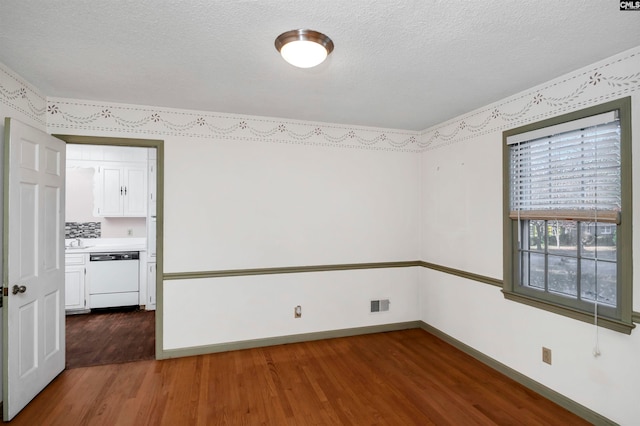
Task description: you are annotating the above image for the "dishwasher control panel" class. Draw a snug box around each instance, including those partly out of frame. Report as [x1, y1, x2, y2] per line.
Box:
[90, 251, 140, 261]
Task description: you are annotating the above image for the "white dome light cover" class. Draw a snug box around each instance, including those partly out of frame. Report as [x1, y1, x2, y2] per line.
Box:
[275, 29, 334, 68]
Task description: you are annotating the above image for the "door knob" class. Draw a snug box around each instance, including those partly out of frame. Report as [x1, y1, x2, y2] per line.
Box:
[12, 285, 26, 295]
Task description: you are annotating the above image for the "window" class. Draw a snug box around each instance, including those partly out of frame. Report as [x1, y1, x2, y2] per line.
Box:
[503, 98, 633, 334]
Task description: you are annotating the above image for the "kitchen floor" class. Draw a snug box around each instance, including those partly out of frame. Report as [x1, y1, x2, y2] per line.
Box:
[65, 308, 155, 369]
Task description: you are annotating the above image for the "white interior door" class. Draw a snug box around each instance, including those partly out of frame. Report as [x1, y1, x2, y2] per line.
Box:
[2, 118, 66, 421]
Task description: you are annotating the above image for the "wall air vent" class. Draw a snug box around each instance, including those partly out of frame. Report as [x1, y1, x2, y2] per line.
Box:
[370, 299, 390, 313]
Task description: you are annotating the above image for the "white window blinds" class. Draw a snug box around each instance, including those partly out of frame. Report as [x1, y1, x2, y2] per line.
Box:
[508, 111, 621, 223]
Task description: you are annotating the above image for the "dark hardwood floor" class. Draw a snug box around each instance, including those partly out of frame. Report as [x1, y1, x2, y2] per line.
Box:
[65, 308, 155, 369]
[8, 328, 590, 425]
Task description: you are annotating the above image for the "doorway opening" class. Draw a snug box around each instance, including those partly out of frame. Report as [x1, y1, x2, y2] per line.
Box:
[56, 135, 164, 368]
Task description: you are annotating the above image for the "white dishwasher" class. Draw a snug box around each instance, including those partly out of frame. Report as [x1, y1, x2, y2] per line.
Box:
[88, 251, 140, 308]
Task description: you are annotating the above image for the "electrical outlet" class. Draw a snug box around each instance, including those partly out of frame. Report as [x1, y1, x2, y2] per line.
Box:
[294, 305, 302, 318]
[542, 347, 552, 365]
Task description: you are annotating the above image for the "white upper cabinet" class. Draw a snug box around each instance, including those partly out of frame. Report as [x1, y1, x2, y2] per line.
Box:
[95, 163, 148, 217]
[67, 144, 148, 162]
[67, 145, 150, 217]
[103, 145, 148, 162]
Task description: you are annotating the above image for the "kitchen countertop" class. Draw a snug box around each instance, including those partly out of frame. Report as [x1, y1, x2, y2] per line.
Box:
[65, 237, 146, 254]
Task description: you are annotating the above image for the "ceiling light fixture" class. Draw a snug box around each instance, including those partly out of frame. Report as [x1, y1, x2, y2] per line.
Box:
[274, 29, 334, 68]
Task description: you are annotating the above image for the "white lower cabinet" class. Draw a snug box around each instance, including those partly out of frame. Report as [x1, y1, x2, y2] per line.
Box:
[147, 262, 156, 310]
[65, 253, 87, 311]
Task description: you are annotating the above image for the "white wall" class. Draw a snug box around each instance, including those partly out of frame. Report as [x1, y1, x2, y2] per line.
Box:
[65, 166, 96, 219]
[419, 135, 503, 278]
[0, 63, 49, 403]
[164, 137, 419, 272]
[160, 129, 421, 349]
[418, 46, 640, 424]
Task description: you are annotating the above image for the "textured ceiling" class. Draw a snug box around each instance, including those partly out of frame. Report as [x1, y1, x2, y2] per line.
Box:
[1, 1, 639, 131]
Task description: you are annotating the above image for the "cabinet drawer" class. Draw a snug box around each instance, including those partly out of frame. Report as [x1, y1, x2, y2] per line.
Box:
[65, 254, 86, 266]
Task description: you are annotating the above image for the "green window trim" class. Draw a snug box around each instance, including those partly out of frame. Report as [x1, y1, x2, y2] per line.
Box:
[502, 97, 633, 334]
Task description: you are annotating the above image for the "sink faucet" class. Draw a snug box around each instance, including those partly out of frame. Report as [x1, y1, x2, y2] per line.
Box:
[76, 238, 82, 247]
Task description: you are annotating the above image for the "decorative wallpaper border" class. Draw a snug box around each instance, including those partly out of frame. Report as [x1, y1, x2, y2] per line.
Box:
[0, 63, 47, 126]
[3, 46, 639, 153]
[46, 98, 420, 153]
[418, 47, 640, 151]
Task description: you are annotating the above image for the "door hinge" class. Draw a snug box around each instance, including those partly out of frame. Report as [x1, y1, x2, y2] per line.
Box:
[3, 287, 8, 297]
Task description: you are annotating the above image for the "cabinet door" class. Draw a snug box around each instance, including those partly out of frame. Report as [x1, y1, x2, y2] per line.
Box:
[98, 165, 124, 216]
[65, 267, 85, 310]
[147, 262, 156, 309]
[124, 166, 147, 216]
[94, 163, 147, 217]
[148, 160, 157, 217]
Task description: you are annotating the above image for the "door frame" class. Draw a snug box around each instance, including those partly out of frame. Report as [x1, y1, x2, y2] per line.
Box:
[55, 135, 165, 359]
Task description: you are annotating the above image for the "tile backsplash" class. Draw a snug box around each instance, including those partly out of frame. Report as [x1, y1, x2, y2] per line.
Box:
[65, 222, 101, 238]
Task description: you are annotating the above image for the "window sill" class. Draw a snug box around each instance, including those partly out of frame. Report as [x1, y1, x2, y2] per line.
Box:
[502, 290, 635, 335]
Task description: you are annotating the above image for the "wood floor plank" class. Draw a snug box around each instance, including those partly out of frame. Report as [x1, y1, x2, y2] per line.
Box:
[5, 329, 592, 425]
